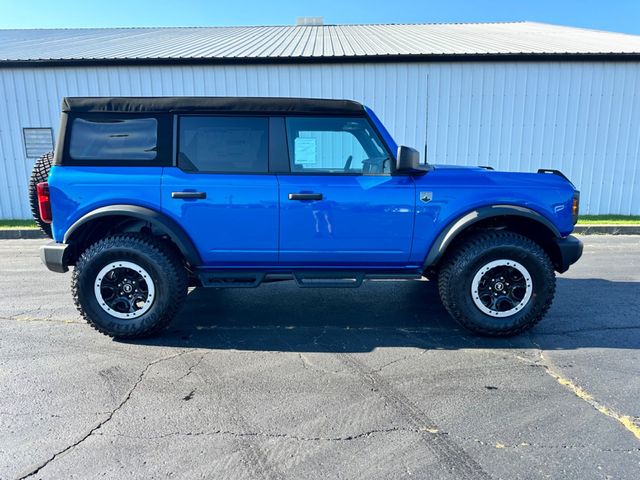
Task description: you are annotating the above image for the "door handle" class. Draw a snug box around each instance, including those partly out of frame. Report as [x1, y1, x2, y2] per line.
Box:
[288, 193, 323, 201]
[171, 191, 207, 199]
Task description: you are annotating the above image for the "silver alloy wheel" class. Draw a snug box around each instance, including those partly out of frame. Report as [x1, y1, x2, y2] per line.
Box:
[94, 261, 155, 319]
[470, 259, 533, 318]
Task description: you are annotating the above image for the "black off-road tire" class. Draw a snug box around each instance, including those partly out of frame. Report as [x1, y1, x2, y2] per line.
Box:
[28, 151, 54, 238]
[72, 233, 188, 339]
[437, 231, 556, 337]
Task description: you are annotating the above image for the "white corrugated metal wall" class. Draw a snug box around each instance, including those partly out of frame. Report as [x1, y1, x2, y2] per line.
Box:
[1, 61, 639, 218]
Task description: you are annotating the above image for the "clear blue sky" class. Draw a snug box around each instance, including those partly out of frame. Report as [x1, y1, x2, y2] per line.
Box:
[1, 0, 639, 35]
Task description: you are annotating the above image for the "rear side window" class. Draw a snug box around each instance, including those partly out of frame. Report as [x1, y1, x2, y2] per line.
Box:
[69, 117, 157, 161]
[178, 116, 268, 173]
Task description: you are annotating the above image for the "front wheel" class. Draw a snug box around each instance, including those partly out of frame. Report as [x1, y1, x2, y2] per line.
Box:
[437, 231, 556, 337]
[72, 234, 188, 338]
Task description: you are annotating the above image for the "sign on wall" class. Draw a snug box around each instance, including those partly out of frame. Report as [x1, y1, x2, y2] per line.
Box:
[23, 128, 53, 158]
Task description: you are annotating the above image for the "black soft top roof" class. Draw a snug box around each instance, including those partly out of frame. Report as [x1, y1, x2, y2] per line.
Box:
[62, 96, 365, 115]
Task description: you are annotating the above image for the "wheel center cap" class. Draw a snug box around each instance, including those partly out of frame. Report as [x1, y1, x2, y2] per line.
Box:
[123, 284, 133, 293]
[494, 282, 504, 292]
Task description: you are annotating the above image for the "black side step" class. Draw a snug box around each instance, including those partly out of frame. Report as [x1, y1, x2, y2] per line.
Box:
[197, 271, 265, 288]
[293, 271, 365, 288]
[195, 271, 423, 288]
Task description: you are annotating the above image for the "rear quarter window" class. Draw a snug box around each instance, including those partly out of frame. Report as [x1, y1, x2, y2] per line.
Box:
[69, 117, 158, 161]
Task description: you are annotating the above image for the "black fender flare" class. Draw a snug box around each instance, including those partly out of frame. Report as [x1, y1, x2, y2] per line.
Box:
[423, 205, 561, 268]
[64, 205, 202, 266]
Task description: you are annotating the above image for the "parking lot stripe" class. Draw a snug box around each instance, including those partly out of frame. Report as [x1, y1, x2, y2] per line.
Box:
[516, 352, 640, 441]
[544, 363, 640, 441]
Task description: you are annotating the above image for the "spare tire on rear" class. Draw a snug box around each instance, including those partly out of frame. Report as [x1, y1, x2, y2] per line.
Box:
[28, 151, 54, 238]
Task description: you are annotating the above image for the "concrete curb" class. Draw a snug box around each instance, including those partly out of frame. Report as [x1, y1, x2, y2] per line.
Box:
[0, 225, 639, 240]
[0, 229, 47, 239]
[573, 225, 640, 235]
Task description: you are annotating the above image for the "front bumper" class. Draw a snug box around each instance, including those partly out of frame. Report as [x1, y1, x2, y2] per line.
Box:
[553, 235, 583, 273]
[40, 242, 70, 273]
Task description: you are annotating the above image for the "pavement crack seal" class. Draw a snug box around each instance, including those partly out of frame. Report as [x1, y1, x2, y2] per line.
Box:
[526, 336, 640, 442]
[469, 438, 640, 452]
[174, 351, 208, 383]
[334, 353, 490, 480]
[17, 349, 193, 479]
[370, 351, 427, 374]
[535, 325, 640, 335]
[296, 352, 343, 374]
[96, 426, 439, 442]
[0, 315, 82, 325]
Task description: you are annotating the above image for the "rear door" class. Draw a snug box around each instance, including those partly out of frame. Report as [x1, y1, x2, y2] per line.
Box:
[277, 116, 416, 267]
[161, 115, 278, 266]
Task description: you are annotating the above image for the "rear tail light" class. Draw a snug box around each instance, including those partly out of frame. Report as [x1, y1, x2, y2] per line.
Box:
[36, 182, 52, 223]
[572, 191, 580, 225]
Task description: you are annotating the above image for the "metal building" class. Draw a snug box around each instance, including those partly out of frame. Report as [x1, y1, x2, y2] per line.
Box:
[1, 21, 640, 218]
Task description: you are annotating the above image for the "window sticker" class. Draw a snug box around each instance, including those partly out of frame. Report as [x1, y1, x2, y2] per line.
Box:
[294, 137, 317, 165]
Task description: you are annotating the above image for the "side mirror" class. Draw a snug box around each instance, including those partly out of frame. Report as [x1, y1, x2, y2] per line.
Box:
[396, 146, 420, 172]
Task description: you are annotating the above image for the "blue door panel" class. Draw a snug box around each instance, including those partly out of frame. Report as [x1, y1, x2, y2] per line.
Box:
[278, 175, 416, 266]
[161, 167, 278, 266]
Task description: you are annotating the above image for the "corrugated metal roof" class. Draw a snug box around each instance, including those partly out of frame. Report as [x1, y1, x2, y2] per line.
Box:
[2, 22, 640, 64]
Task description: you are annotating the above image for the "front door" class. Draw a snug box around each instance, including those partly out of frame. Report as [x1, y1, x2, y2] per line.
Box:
[278, 116, 416, 267]
[162, 115, 278, 266]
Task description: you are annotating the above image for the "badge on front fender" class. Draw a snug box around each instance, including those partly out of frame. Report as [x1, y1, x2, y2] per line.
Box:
[420, 191, 433, 203]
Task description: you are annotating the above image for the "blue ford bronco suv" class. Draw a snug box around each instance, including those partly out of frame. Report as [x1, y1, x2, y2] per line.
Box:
[33, 96, 582, 339]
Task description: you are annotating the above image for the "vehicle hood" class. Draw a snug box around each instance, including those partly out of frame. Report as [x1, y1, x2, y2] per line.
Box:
[413, 164, 578, 236]
[426, 164, 576, 189]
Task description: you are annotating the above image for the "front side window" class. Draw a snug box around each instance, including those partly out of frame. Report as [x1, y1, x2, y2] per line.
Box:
[69, 117, 157, 160]
[285, 117, 391, 174]
[178, 116, 268, 173]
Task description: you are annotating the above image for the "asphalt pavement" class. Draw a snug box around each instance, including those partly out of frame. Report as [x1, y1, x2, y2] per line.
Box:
[0, 236, 639, 479]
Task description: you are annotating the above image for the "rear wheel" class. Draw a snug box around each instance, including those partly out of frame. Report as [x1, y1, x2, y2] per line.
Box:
[72, 234, 187, 338]
[28, 151, 54, 238]
[437, 231, 555, 336]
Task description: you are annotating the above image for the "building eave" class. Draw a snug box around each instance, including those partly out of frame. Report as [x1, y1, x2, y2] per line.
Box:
[2, 52, 640, 68]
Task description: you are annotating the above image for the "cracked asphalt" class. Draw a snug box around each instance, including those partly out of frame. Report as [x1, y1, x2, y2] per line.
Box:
[1, 236, 639, 479]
